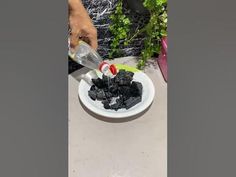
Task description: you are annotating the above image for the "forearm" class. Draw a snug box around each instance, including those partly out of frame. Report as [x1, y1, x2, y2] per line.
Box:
[69, 0, 88, 17]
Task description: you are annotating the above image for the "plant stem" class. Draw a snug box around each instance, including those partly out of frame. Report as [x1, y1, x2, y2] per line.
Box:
[126, 27, 146, 44]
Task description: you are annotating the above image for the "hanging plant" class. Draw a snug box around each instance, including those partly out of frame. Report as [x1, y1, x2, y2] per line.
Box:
[109, 0, 168, 69]
[108, 0, 131, 58]
[137, 0, 167, 69]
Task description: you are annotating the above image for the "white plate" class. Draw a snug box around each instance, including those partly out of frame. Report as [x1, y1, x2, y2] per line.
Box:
[78, 65, 155, 118]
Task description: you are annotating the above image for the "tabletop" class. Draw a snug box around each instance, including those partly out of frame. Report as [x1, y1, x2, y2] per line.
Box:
[69, 57, 167, 177]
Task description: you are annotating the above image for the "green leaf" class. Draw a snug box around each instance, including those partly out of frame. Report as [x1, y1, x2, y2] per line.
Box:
[124, 41, 129, 46]
[110, 0, 167, 67]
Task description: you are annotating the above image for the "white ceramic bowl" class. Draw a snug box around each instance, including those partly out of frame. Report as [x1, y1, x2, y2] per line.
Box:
[78, 65, 155, 118]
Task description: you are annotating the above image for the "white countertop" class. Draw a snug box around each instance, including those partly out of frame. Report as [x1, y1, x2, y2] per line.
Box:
[69, 57, 167, 177]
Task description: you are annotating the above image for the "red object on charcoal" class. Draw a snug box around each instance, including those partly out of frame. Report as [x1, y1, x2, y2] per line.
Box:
[157, 37, 167, 82]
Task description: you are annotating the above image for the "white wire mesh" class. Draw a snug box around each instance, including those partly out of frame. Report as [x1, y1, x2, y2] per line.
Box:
[82, 0, 149, 58]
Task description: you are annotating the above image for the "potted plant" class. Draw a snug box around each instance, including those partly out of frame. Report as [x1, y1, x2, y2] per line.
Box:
[157, 37, 167, 82]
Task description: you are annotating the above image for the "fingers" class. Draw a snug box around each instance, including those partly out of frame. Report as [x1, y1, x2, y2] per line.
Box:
[70, 25, 97, 50]
[85, 28, 98, 50]
[90, 40, 98, 50]
[70, 29, 79, 48]
[89, 34, 98, 50]
[78, 35, 98, 51]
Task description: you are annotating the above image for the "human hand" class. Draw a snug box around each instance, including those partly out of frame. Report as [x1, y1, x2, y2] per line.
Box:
[69, 10, 98, 50]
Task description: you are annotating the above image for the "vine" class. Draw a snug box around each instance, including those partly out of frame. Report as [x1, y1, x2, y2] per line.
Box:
[137, 0, 167, 69]
[108, 0, 131, 58]
[109, 0, 168, 69]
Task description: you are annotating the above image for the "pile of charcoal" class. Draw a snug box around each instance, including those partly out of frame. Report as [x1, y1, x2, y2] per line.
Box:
[88, 69, 143, 111]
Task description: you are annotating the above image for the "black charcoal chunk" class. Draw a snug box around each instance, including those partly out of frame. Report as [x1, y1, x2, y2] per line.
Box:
[114, 73, 132, 86]
[105, 91, 113, 99]
[116, 97, 123, 104]
[110, 103, 120, 111]
[116, 96, 124, 103]
[117, 69, 126, 76]
[96, 89, 106, 100]
[111, 78, 116, 84]
[119, 78, 131, 86]
[119, 104, 126, 109]
[102, 100, 110, 109]
[119, 95, 129, 102]
[131, 81, 143, 96]
[87, 70, 143, 111]
[124, 96, 142, 109]
[92, 78, 104, 88]
[102, 74, 108, 81]
[90, 85, 97, 91]
[103, 87, 108, 92]
[88, 90, 97, 101]
[108, 83, 118, 93]
[113, 92, 119, 97]
[116, 97, 126, 109]
[110, 97, 126, 111]
[114, 70, 134, 86]
[118, 86, 131, 96]
[126, 71, 134, 78]
[114, 76, 119, 84]
[102, 74, 109, 87]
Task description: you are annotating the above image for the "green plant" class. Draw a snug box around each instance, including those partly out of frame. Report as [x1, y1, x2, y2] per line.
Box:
[109, 0, 167, 69]
[137, 0, 167, 69]
[109, 0, 131, 58]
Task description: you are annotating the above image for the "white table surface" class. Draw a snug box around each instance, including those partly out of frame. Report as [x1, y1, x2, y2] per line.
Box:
[69, 57, 167, 177]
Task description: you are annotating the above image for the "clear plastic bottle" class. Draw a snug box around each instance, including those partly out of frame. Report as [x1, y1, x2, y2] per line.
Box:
[68, 40, 117, 76]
